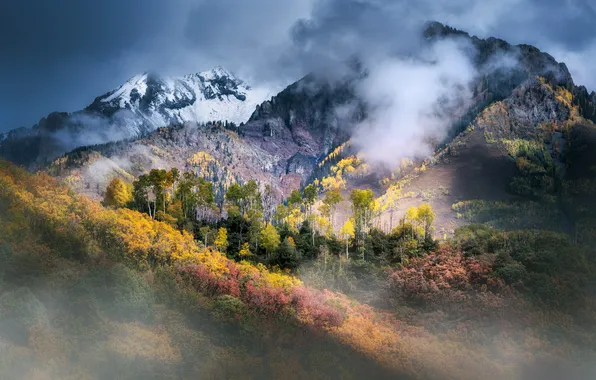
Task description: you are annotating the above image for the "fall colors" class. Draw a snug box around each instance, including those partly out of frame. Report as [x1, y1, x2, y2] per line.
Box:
[101, 161, 438, 270]
[2, 128, 596, 379]
[1, 16, 596, 380]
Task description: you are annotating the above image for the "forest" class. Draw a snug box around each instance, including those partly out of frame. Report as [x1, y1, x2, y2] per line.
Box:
[1, 158, 595, 379]
[104, 163, 438, 272]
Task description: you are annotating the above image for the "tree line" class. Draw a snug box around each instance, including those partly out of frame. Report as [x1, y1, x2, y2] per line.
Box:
[104, 168, 438, 270]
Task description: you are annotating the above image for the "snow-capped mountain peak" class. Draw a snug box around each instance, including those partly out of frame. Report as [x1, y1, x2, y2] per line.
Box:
[90, 67, 268, 128]
[100, 72, 150, 107]
[0, 66, 273, 166]
[196, 65, 237, 81]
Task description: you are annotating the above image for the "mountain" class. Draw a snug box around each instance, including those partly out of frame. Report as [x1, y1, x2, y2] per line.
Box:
[362, 26, 596, 243]
[3, 22, 596, 380]
[0, 67, 270, 167]
[5, 22, 596, 220]
[39, 22, 596, 212]
[86, 66, 268, 129]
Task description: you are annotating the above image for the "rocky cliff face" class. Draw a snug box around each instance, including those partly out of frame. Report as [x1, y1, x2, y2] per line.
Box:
[47, 122, 309, 203]
[425, 21, 573, 89]
[243, 72, 363, 158]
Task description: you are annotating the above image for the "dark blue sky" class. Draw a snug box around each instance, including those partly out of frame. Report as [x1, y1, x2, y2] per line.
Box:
[1, 0, 595, 132]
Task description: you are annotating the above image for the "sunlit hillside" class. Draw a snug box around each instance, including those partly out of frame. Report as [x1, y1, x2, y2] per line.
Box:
[1, 158, 596, 380]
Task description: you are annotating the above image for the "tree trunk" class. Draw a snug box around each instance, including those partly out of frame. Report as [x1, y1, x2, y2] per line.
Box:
[390, 210, 394, 231]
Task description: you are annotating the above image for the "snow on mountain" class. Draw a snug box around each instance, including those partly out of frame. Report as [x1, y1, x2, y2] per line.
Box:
[89, 66, 271, 131]
[0, 66, 273, 166]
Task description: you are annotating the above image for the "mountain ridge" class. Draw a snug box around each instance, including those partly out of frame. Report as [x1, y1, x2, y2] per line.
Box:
[0, 67, 272, 167]
[4, 22, 596, 212]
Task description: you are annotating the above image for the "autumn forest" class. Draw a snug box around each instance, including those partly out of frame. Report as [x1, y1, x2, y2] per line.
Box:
[2, 8, 596, 379]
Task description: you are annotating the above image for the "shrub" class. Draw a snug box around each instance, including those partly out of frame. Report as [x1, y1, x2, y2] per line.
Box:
[213, 295, 248, 322]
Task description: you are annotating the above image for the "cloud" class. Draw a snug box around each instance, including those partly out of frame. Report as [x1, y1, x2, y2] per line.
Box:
[182, 0, 314, 80]
[267, 1, 479, 166]
[350, 38, 478, 166]
[53, 111, 141, 152]
[265, 0, 595, 166]
[1, 0, 595, 132]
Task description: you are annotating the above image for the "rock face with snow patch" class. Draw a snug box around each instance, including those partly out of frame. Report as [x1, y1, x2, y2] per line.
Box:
[87, 67, 267, 130]
[0, 67, 270, 167]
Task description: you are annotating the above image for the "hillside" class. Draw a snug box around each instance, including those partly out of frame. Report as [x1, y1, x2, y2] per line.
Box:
[2, 159, 596, 379]
[0, 160, 396, 380]
[372, 76, 596, 247]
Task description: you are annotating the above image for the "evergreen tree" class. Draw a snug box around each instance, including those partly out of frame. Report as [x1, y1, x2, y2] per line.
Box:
[271, 237, 302, 270]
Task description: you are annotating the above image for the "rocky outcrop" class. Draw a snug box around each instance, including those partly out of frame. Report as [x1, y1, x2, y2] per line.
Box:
[572, 85, 596, 123]
[245, 73, 362, 158]
[425, 22, 573, 89]
[474, 77, 572, 143]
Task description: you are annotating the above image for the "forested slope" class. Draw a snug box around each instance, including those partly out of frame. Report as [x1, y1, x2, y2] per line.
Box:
[1, 159, 596, 379]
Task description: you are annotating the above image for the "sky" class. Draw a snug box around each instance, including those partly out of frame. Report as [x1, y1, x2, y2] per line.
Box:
[1, 0, 595, 132]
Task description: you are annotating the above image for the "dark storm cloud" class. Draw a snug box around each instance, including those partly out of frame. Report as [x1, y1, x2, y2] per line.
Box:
[1, 0, 595, 133]
[276, 0, 596, 87]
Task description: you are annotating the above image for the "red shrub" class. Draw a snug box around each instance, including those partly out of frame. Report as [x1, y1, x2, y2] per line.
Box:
[386, 246, 505, 314]
[177, 262, 346, 329]
[290, 287, 344, 328]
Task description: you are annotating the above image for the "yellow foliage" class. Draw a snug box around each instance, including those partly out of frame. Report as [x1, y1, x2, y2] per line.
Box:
[239, 242, 252, 257]
[286, 207, 304, 229]
[252, 263, 302, 289]
[214, 227, 229, 252]
[555, 87, 573, 108]
[321, 175, 346, 192]
[315, 215, 332, 237]
[317, 141, 351, 168]
[340, 218, 355, 240]
[321, 155, 367, 192]
[0, 160, 234, 276]
[187, 151, 216, 168]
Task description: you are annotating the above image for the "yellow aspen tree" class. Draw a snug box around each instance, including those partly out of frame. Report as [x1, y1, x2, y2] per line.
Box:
[215, 227, 229, 253]
[340, 218, 355, 259]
